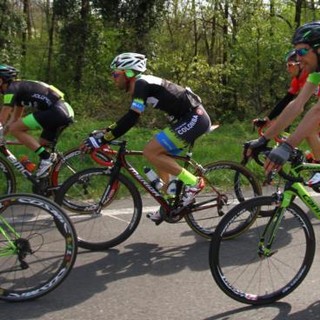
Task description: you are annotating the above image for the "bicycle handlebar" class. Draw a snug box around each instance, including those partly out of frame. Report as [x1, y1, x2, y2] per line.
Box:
[256, 125, 286, 144]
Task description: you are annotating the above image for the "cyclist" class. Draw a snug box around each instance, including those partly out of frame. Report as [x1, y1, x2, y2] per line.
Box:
[253, 49, 320, 170]
[253, 49, 309, 127]
[82, 52, 212, 223]
[0, 64, 74, 177]
[246, 21, 320, 182]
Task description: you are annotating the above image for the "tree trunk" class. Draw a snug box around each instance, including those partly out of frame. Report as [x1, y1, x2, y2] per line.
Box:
[74, 0, 90, 90]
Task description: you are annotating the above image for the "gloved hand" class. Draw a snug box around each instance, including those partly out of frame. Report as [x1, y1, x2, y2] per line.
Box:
[266, 142, 294, 166]
[252, 118, 270, 128]
[89, 129, 105, 139]
[81, 130, 107, 153]
[245, 136, 269, 157]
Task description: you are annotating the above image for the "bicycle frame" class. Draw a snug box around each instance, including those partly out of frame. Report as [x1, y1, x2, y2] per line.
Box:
[258, 161, 320, 255]
[0, 144, 37, 182]
[0, 216, 20, 257]
[0, 135, 115, 194]
[90, 140, 226, 218]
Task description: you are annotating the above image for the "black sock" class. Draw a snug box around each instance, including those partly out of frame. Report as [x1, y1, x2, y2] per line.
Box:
[35, 146, 50, 160]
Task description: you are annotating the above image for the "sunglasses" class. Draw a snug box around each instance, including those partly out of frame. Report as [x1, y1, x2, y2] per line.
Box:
[287, 62, 300, 67]
[111, 71, 124, 79]
[295, 47, 311, 57]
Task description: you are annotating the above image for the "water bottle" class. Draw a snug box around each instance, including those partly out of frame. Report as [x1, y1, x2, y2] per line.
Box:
[305, 150, 314, 163]
[20, 155, 36, 172]
[167, 178, 178, 196]
[144, 167, 164, 190]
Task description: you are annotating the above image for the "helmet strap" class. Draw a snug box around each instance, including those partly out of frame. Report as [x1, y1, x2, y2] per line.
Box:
[125, 76, 136, 93]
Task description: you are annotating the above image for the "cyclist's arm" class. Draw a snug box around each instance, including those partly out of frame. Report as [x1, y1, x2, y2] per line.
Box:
[263, 81, 317, 140]
[286, 98, 320, 147]
[0, 106, 12, 124]
[109, 109, 140, 139]
[267, 92, 295, 120]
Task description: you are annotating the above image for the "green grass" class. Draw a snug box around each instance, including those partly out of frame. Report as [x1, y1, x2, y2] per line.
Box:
[2, 119, 310, 194]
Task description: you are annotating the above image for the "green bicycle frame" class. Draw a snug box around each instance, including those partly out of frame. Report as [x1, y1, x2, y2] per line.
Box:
[0, 216, 21, 257]
[259, 164, 320, 256]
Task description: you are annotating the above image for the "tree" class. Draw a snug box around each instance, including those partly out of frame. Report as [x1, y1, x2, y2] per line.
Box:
[0, 0, 24, 64]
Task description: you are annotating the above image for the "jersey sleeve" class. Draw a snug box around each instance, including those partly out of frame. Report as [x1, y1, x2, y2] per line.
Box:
[267, 92, 295, 120]
[130, 79, 148, 113]
[3, 93, 15, 106]
[307, 72, 320, 86]
[288, 77, 300, 95]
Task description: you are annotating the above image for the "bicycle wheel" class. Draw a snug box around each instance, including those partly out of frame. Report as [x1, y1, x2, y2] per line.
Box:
[55, 168, 142, 250]
[51, 147, 113, 187]
[0, 156, 16, 194]
[185, 161, 261, 238]
[0, 193, 77, 302]
[243, 156, 286, 197]
[209, 196, 315, 305]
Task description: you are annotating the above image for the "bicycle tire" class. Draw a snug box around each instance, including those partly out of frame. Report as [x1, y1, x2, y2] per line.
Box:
[0, 193, 78, 302]
[185, 161, 261, 238]
[0, 156, 16, 194]
[209, 196, 315, 305]
[242, 154, 286, 199]
[51, 147, 114, 210]
[55, 168, 142, 250]
[51, 147, 113, 187]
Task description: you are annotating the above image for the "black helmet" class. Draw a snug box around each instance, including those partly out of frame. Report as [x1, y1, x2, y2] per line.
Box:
[0, 64, 18, 82]
[292, 21, 320, 48]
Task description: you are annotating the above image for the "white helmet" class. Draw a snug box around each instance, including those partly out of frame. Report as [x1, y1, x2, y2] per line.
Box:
[110, 52, 147, 73]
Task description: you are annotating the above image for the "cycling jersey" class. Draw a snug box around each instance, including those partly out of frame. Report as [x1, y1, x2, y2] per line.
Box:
[131, 75, 201, 119]
[288, 69, 308, 95]
[307, 72, 320, 86]
[268, 69, 320, 121]
[3, 80, 65, 110]
[2, 80, 74, 142]
[110, 75, 211, 155]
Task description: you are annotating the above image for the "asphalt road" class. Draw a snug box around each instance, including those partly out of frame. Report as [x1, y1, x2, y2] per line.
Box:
[3, 196, 320, 320]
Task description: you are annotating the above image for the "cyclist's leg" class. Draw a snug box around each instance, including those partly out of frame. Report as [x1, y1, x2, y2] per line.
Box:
[32, 105, 73, 176]
[144, 106, 211, 183]
[143, 138, 182, 185]
[9, 117, 42, 151]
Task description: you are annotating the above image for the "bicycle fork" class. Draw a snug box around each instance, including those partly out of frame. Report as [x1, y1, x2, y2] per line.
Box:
[258, 191, 294, 258]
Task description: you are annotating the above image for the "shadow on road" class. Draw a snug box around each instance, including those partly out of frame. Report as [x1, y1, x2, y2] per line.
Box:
[203, 301, 320, 320]
[1, 235, 209, 319]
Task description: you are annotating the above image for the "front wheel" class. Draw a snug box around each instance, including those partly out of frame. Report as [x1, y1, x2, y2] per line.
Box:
[50, 147, 114, 211]
[51, 147, 113, 187]
[0, 157, 16, 194]
[55, 168, 142, 250]
[209, 196, 315, 305]
[0, 193, 77, 302]
[185, 161, 261, 238]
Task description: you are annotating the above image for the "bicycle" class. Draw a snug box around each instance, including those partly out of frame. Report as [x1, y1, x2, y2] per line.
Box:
[209, 147, 320, 305]
[55, 126, 262, 250]
[0, 126, 113, 211]
[0, 193, 77, 302]
[240, 119, 291, 194]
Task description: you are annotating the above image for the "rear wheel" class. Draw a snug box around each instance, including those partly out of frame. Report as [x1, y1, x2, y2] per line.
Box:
[185, 161, 261, 238]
